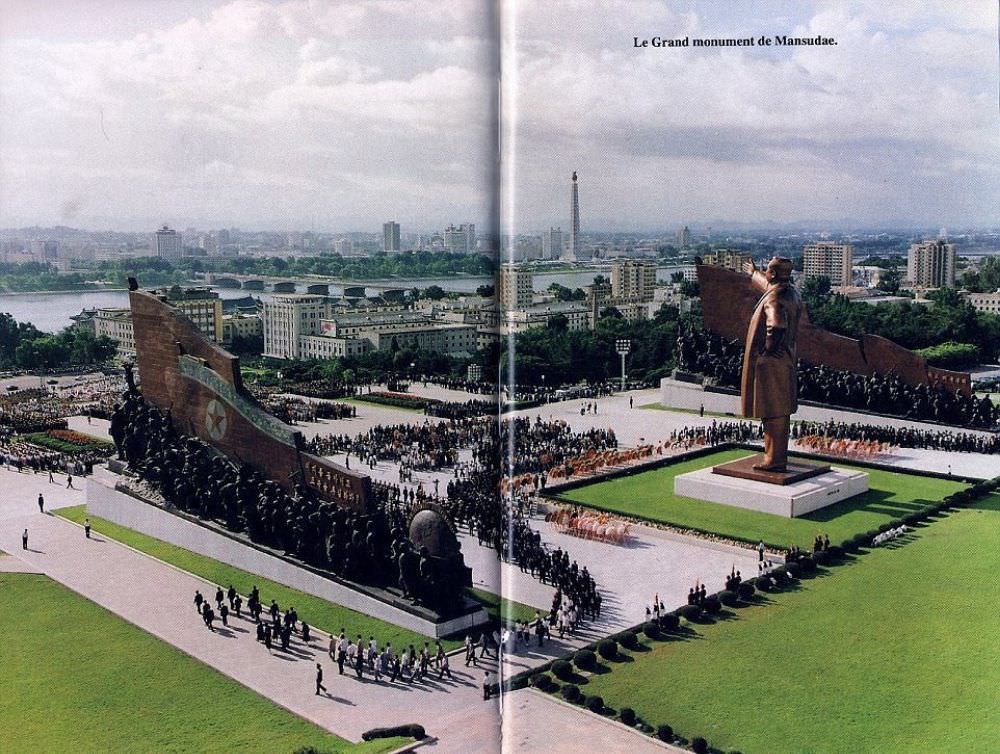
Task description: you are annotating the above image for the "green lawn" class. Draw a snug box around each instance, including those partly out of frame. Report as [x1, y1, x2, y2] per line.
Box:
[577, 497, 1000, 753]
[551, 449, 966, 548]
[0, 573, 402, 754]
[56, 505, 461, 650]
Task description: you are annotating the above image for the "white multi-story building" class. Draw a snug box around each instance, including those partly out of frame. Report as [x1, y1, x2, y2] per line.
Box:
[94, 286, 222, 357]
[94, 308, 136, 357]
[499, 266, 533, 311]
[542, 227, 563, 260]
[802, 242, 853, 286]
[503, 302, 590, 333]
[444, 224, 475, 254]
[164, 286, 223, 342]
[298, 335, 371, 360]
[153, 226, 183, 260]
[221, 312, 262, 343]
[962, 291, 1000, 315]
[907, 239, 956, 288]
[262, 294, 330, 359]
[611, 259, 656, 302]
[383, 221, 401, 253]
[335, 238, 353, 255]
[701, 250, 753, 272]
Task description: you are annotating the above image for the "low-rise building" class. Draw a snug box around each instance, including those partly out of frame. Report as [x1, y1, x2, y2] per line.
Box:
[963, 291, 1000, 315]
[221, 312, 262, 343]
[93, 308, 135, 357]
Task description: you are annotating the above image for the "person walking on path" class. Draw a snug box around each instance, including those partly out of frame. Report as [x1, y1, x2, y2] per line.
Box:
[483, 670, 494, 701]
[22, 528, 28, 550]
[758, 540, 766, 562]
[48, 470, 54, 484]
[316, 663, 326, 696]
[37, 493, 44, 514]
[66, 474, 74, 490]
[194, 590, 204, 613]
[84, 518, 91, 539]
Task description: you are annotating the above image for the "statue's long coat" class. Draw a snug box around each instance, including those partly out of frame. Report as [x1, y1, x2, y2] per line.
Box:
[741, 282, 803, 419]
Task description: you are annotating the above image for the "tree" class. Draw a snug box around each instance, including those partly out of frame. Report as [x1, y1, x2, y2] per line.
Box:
[670, 271, 685, 284]
[599, 306, 623, 319]
[424, 285, 447, 300]
[678, 280, 700, 298]
[878, 267, 903, 295]
[547, 313, 569, 332]
[801, 275, 832, 306]
[476, 284, 495, 297]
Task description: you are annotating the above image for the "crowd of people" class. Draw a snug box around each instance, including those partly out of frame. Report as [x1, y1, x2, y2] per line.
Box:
[252, 390, 356, 424]
[792, 420, 1000, 455]
[0, 436, 98, 477]
[190, 583, 475, 691]
[795, 433, 893, 460]
[0, 374, 126, 432]
[307, 417, 491, 472]
[425, 398, 495, 421]
[667, 421, 764, 449]
[504, 416, 617, 477]
[677, 326, 1000, 429]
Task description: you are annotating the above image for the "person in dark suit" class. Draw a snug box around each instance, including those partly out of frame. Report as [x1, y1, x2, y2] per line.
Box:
[37, 493, 44, 513]
[316, 663, 326, 696]
[22, 528, 28, 550]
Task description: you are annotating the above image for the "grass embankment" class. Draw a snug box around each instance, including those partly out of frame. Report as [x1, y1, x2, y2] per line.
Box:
[0, 573, 402, 754]
[57, 505, 458, 650]
[57, 506, 535, 647]
[575, 495, 1000, 753]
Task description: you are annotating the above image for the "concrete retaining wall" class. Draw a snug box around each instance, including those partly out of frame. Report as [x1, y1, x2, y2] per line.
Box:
[86, 467, 487, 638]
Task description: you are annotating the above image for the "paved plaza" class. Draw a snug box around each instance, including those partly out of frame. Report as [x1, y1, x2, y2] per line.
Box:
[3, 387, 998, 751]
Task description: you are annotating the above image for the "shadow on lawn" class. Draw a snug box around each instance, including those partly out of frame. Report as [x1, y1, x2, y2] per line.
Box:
[800, 489, 943, 524]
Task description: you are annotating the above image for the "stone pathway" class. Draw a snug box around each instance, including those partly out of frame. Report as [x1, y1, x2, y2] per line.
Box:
[502, 690, 682, 753]
[0, 510, 501, 749]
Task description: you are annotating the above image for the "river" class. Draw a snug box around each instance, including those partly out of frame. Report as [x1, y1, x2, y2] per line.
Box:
[0, 266, 689, 333]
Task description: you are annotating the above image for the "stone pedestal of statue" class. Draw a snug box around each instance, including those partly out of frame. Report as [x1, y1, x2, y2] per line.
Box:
[674, 462, 869, 518]
[712, 454, 830, 485]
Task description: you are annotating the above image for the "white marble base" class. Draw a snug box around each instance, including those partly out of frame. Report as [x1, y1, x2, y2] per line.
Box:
[674, 465, 869, 518]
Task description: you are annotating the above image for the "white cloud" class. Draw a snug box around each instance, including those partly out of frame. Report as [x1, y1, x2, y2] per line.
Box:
[0, 0, 496, 231]
[506, 0, 1000, 230]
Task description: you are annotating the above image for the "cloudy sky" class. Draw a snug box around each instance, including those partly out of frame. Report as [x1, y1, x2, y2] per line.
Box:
[505, 0, 1000, 232]
[1, 2, 997, 233]
[0, 0, 497, 232]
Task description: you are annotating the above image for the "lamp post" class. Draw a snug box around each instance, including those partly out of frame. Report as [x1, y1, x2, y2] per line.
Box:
[615, 338, 631, 392]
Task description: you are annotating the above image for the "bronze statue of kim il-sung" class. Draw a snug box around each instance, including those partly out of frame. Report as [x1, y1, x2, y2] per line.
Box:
[740, 256, 802, 472]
